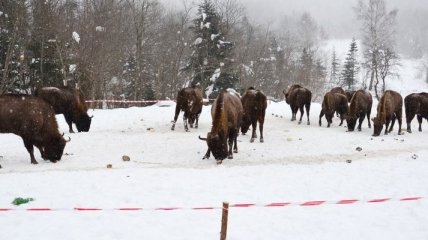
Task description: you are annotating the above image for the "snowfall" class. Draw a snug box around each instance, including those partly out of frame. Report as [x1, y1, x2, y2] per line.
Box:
[1, 60, 428, 240]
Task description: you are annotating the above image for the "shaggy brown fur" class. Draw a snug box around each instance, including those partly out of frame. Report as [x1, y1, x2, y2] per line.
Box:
[372, 90, 403, 136]
[171, 86, 203, 132]
[283, 84, 312, 125]
[319, 92, 349, 127]
[241, 87, 267, 143]
[346, 90, 373, 132]
[0, 94, 67, 164]
[199, 89, 243, 163]
[405, 92, 428, 133]
[35, 86, 91, 133]
[330, 87, 346, 95]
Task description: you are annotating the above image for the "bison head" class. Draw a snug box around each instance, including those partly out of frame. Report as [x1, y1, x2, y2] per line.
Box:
[76, 114, 92, 132]
[206, 132, 228, 160]
[41, 135, 67, 162]
[372, 117, 383, 136]
[345, 114, 357, 131]
[240, 115, 251, 134]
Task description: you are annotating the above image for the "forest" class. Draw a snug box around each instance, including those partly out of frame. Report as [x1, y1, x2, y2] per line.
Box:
[1, 0, 427, 103]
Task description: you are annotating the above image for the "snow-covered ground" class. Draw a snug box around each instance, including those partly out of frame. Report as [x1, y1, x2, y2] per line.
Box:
[1, 81, 428, 239]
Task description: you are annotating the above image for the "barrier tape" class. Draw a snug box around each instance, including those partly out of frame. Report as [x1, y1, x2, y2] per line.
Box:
[85, 99, 213, 104]
[0, 197, 422, 212]
[85, 100, 161, 104]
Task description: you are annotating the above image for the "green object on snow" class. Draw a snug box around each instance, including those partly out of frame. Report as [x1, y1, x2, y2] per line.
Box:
[12, 197, 34, 206]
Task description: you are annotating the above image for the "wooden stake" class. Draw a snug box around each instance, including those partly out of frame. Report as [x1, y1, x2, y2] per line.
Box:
[220, 202, 229, 240]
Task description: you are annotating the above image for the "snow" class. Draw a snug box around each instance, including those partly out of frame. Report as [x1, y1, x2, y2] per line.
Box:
[72, 31, 80, 43]
[1, 57, 428, 239]
[69, 64, 77, 74]
[193, 37, 203, 45]
[95, 26, 106, 32]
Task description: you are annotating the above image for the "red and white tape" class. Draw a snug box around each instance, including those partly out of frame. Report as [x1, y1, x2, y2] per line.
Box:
[86, 100, 161, 104]
[0, 197, 422, 212]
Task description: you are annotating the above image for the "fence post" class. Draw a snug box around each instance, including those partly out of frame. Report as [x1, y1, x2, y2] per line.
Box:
[220, 202, 229, 240]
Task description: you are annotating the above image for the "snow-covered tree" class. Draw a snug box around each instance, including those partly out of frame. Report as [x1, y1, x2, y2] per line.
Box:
[187, 0, 238, 97]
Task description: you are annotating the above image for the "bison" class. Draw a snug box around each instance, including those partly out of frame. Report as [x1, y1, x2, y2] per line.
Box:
[345, 90, 372, 132]
[34, 86, 92, 133]
[171, 86, 203, 132]
[199, 89, 243, 164]
[319, 92, 349, 127]
[283, 84, 312, 125]
[405, 92, 428, 133]
[372, 90, 403, 136]
[0, 94, 69, 164]
[240, 87, 267, 143]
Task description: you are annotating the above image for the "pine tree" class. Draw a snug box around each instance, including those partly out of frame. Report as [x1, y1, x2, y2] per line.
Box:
[341, 38, 359, 90]
[329, 48, 340, 86]
[188, 0, 237, 97]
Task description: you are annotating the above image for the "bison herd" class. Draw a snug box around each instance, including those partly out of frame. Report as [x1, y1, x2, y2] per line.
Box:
[1, 84, 427, 166]
[0, 87, 91, 166]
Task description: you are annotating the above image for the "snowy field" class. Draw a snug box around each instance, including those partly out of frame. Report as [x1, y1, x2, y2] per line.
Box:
[1, 81, 428, 239]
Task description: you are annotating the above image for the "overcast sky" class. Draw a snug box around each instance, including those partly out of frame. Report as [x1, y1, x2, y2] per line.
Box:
[242, 0, 428, 37]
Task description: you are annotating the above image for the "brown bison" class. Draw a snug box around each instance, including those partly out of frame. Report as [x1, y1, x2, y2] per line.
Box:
[346, 90, 372, 132]
[405, 92, 428, 133]
[283, 84, 312, 125]
[372, 90, 403, 136]
[0, 94, 69, 164]
[240, 87, 267, 143]
[345, 90, 356, 103]
[171, 86, 203, 132]
[319, 92, 349, 127]
[34, 86, 92, 133]
[199, 89, 243, 163]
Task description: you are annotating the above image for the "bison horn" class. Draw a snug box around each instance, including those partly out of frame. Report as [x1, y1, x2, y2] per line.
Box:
[198, 136, 207, 141]
[90, 115, 94, 119]
[65, 136, 71, 143]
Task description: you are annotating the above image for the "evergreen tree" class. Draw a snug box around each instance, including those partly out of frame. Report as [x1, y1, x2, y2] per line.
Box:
[329, 48, 340, 86]
[341, 38, 359, 90]
[188, 0, 237, 97]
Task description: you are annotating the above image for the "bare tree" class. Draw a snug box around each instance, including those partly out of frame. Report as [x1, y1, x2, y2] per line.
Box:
[355, 0, 399, 98]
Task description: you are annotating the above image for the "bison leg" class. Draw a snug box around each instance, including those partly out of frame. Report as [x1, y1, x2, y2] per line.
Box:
[250, 121, 257, 143]
[319, 110, 324, 126]
[259, 115, 265, 143]
[171, 105, 181, 131]
[202, 148, 211, 159]
[23, 139, 38, 164]
[417, 115, 423, 132]
[406, 112, 415, 133]
[298, 106, 304, 124]
[388, 116, 396, 133]
[195, 113, 200, 129]
[64, 114, 74, 133]
[290, 106, 296, 121]
[357, 115, 365, 131]
[183, 115, 189, 132]
[366, 112, 372, 128]
[305, 103, 311, 125]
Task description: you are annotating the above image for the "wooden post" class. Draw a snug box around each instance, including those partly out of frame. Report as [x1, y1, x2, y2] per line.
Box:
[220, 202, 229, 240]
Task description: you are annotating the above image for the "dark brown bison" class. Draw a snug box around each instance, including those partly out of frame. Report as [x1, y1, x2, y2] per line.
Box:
[0, 94, 69, 164]
[372, 90, 403, 136]
[283, 84, 312, 125]
[240, 87, 267, 143]
[346, 90, 372, 132]
[405, 92, 428, 133]
[199, 89, 243, 163]
[171, 86, 203, 132]
[319, 92, 349, 127]
[34, 87, 92, 133]
[345, 90, 356, 103]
